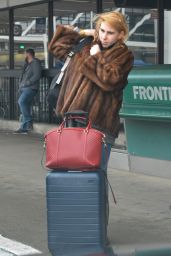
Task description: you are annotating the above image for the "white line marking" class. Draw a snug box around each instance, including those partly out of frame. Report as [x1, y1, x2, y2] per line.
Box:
[0, 235, 42, 255]
[0, 249, 14, 255]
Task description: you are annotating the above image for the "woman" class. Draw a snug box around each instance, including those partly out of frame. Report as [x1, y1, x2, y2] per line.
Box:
[49, 11, 134, 162]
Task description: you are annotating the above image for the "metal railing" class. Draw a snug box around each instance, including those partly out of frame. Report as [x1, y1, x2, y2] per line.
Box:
[0, 69, 57, 123]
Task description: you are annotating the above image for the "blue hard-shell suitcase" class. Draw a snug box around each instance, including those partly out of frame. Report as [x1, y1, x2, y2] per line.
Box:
[46, 170, 108, 256]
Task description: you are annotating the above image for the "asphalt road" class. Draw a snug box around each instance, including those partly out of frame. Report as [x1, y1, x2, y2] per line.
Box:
[0, 131, 50, 256]
[0, 131, 171, 256]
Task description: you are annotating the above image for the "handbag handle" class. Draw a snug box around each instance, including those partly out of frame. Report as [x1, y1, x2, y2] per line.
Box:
[57, 117, 91, 133]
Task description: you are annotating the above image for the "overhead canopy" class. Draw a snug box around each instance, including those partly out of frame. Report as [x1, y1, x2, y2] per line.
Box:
[114, 0, 171, 9]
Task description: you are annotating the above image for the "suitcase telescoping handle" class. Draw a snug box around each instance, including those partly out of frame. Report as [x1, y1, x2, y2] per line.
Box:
[64, 110, 89, 119]
[64, 111, 89, 128]
[58, 117, 91, 132]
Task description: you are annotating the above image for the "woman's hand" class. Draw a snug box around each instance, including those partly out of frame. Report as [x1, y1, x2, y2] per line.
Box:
[90, 44, 101, 56]
[63, 26, 95, 37]
[84, 29, 95, 37]
[79, 29, 95, 37]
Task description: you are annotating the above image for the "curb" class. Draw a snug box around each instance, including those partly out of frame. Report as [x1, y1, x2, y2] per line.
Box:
[0, 120, 55, 135]
[0, 120, 126, 144]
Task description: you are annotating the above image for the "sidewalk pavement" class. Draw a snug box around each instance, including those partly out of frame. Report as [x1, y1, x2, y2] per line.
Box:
[0, 130, 171, 256]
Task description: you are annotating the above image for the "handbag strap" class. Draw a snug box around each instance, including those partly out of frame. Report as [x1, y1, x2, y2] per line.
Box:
[102, 144, 117, 205]
[102, 169, 117, 205]
[56, 36, 93, 85]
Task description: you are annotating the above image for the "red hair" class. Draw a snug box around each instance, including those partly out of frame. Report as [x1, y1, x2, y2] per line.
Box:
[94, 11, 128, 42]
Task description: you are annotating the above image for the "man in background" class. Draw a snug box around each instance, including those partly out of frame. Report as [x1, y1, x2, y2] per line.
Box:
[14, 48, 41, 134]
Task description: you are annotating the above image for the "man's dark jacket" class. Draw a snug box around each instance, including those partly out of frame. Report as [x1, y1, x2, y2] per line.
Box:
[19, 58, 41, 91]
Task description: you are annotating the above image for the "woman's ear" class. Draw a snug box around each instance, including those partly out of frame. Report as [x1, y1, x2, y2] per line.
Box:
[118, 30, 125, 40]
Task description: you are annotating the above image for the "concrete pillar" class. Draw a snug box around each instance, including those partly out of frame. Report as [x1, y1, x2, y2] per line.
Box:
[164, 10, 171, 64]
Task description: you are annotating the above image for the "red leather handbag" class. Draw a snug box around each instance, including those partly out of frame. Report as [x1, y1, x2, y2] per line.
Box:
[44, 118, 105, 170]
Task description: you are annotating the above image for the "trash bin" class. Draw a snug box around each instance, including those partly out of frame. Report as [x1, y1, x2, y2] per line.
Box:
[120, 65, 171, 177]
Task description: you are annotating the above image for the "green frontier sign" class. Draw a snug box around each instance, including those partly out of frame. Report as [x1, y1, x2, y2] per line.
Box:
[122, 66, 171, 106]
[120, 66, 171, 161]
[123, 84, 171, 107]
[133, 86, 171, 102]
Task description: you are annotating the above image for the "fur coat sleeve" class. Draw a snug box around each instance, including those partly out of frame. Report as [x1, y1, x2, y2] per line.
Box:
[80, 42, 134, 92]
[48, 25, 80, 60]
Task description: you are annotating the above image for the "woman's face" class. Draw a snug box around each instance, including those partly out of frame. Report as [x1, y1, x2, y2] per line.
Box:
[99, 22, 123, 48]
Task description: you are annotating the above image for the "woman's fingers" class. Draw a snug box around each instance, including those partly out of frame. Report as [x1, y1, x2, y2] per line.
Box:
[90, 44, 101, 55]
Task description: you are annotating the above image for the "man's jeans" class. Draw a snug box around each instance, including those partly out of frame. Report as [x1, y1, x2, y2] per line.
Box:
[18, 87, 37, 130]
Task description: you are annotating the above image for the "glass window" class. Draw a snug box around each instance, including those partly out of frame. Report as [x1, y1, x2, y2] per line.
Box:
[126, 8, 158, 65]
[103, 0, 116, 12]
[14, 3, 48, 69]
[102, 3, 158, 65]
[53, 0, 97, 67]
[0, 11, 9, 69]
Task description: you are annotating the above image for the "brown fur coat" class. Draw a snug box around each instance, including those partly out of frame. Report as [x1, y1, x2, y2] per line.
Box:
[49, 25, 134, 139]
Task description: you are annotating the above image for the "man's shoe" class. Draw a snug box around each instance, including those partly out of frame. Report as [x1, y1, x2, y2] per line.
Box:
[26, 122, 33, 131]
[13, 129, 28, 134]
[28, 123, 33, 131]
